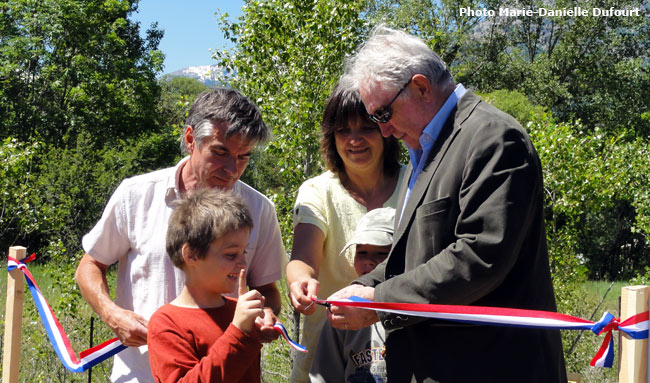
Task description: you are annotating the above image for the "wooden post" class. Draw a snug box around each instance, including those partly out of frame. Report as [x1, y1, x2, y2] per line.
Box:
[2, 246, 27, 383]
[567, 372, 581, 383]
[619, 285, 649, 383]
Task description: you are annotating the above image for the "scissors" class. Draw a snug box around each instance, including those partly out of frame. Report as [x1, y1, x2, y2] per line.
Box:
[314, 300, 331, 308]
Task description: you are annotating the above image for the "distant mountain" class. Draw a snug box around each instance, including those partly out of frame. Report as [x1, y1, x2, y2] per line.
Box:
[166, 65, 225, 87]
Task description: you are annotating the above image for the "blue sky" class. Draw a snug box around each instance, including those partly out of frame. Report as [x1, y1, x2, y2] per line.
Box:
[132, 0, 244, 74]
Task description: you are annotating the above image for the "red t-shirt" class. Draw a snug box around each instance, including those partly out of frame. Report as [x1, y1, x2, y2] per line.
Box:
[148, 297, 262, 383]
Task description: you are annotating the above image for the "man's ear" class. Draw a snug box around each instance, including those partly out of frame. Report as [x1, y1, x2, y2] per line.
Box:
[183, 125, 195, 153]
[181, 243, 199, 265]
[411, 74, 433, 102]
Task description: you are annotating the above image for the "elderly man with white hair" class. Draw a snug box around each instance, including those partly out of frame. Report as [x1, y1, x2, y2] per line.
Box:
[327, 26, 567, 383]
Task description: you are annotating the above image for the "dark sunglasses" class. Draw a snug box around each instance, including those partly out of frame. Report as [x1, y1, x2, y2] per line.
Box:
[368, 78, 412, 124]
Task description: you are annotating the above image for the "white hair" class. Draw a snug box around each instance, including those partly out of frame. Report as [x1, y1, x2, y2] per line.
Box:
[344, 25, 452, 93]
[190, 119, 217, 151]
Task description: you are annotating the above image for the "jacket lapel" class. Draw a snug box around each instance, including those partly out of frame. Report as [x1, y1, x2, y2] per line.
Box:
[393, 161, 412, 230]
[393, 91, 482, 246]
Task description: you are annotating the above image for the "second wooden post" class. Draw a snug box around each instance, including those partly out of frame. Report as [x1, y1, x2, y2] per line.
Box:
[619, 285, 649, 383]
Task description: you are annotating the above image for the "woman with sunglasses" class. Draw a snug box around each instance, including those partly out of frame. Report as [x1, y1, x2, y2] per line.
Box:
[286, 81, 406, 383]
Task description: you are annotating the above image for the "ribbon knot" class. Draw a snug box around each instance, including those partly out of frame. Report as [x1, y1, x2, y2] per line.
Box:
[588, 311, 648, 367]
[589, 312, 618, 367]
[6, 252, 36, 271]
[591, 312, 620, 336]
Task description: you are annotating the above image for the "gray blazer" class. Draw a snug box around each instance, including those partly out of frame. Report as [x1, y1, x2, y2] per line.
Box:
[356, 91, 566, 382]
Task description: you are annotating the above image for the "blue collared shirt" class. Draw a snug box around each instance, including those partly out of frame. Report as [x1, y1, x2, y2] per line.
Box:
[400, 84, 467, 221]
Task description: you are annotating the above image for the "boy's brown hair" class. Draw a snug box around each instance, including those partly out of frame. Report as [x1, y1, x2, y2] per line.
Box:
[166, 188, 253, 268]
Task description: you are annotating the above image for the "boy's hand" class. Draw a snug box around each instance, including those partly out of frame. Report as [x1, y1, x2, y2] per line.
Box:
[233, 269, 265, 334]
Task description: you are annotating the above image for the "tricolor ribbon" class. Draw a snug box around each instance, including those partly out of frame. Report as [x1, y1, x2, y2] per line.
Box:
[273, 322, 307, 353]
[317, 296, 649, 368]
[6, 255, 306, 372]
[7, 255, 127, 372]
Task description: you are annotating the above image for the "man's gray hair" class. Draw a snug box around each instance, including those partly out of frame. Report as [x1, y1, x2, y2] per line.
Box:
[181, 87, 270, 154]
[344, 25, 452, 93]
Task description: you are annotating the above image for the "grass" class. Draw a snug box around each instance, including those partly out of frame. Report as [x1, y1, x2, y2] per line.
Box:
[1, 262, 644, 382]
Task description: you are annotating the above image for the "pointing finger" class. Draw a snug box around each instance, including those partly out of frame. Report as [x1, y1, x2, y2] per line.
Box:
[238, 269, 247, 296]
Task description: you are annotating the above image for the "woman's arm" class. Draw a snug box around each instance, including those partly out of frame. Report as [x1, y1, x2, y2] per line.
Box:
[286, 223, 325, 315]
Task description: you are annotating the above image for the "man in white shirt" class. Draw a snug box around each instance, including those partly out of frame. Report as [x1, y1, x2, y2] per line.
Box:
[75, 88, 285, 383]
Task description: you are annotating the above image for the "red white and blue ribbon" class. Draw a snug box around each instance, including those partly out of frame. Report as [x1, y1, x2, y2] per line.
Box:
[273, 322, 307, 353]
[7, 255, 306, 371]
[7, 255, 127, 372]
[317, 296, 649, 368]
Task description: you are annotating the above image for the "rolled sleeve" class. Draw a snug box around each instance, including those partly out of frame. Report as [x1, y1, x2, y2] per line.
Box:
[82, 180, 131, 266]
[293, 180, 328, 235]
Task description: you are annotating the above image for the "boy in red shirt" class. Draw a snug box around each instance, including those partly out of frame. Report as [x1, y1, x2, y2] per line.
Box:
[148, 188, 266, 383]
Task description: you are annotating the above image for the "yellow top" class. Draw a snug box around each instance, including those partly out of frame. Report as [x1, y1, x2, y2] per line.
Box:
[290, 167, 405, 382]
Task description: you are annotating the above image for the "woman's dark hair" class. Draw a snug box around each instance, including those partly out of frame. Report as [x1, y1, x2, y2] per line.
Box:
[320, 83, 401, 176]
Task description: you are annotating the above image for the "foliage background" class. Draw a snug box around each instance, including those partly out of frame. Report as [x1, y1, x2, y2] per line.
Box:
[1, 0, 649, 382]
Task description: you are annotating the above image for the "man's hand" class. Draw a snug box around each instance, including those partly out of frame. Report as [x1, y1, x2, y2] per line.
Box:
[249, 281, 281, 342]
[105, 307, 149, 347]
[327, 285, 379, 331]
[288, 277, 320, 315]
[76, 254, 149, 347]
[256, 307, 281, 343]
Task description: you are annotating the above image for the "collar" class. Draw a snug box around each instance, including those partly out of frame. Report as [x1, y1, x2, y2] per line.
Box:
[407, 84, 467, 162]
[165, 156, 189, 205]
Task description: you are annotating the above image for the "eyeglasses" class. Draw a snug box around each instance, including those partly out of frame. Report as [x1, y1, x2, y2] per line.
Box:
[368, 78, 412, 124]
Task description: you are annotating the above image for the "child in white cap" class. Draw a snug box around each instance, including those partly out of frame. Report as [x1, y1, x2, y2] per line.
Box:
[309, 207, 395, 383]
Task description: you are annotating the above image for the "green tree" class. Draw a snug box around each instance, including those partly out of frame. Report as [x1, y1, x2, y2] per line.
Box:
[460, 0, 650, 135]
[0, 0, 164, 147]
[0, 138, 40, 250]
[479, 89, 546, 126]
[529, 117, 650, 280]
[0, 131, 180, 260]
[485, 89, 650, 280]
[157, 75, 209, 132]
[0, 0, 173, 256]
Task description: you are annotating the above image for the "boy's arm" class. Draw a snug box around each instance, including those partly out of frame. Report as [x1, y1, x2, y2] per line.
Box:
[149, 273, 264, 383]
[149, 323, 262, 383]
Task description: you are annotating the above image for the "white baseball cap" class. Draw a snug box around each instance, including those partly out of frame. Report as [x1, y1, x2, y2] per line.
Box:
[339, 207, 396, 257]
